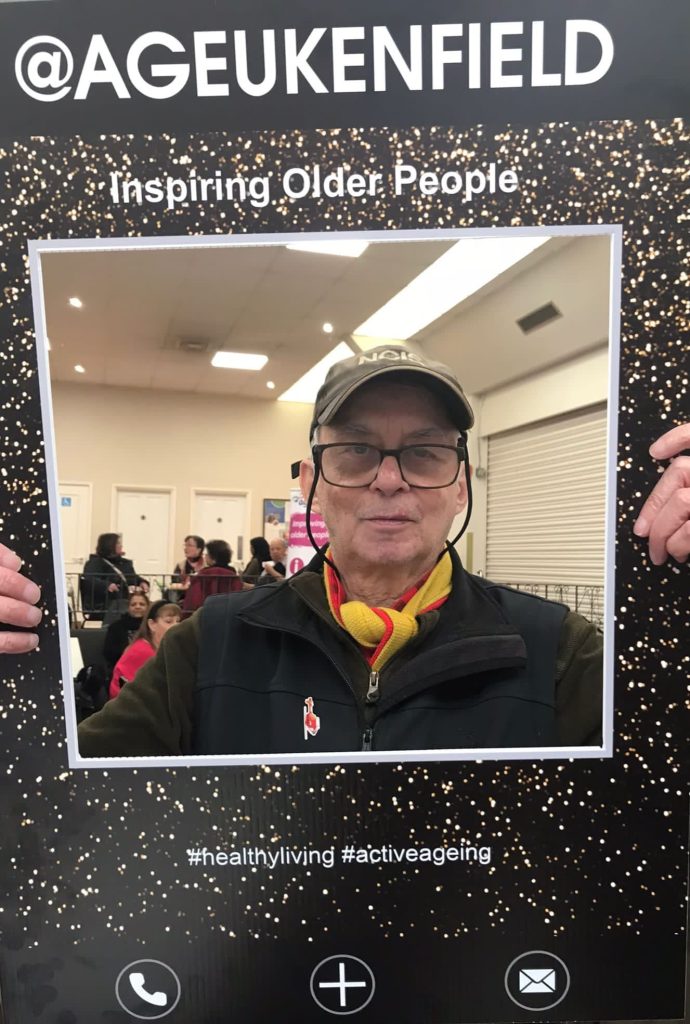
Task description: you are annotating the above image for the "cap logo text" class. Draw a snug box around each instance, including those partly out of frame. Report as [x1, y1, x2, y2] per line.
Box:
[358, 350, 425, 365]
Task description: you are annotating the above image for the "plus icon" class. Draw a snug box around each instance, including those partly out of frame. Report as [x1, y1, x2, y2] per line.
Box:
[310, 955, 376, 1015]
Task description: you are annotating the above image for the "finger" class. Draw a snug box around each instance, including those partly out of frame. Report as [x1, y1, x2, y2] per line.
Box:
[0, 595, 43, 628]
[0, 544, 22, 573]
[0, 564, 41, 605]
[647, 488, 690, 564]
[649, 423, 690, 460]
[0, 631, 39, 655]
[633, 457, 690, 537]
[666, 521, 690, 563]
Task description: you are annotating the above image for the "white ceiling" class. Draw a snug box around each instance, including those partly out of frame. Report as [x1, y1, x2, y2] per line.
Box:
[41, 232, 610, 400]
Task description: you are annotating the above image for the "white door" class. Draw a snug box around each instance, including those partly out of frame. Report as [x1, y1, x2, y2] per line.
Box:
[58, 482, 92, 574]
[114, 488, 173, 578]
[192, 491, 248, 565]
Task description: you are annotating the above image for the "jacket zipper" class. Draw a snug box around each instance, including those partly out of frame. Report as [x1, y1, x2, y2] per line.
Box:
[360, 670, 380, 750]
[366, 670, 380, 704]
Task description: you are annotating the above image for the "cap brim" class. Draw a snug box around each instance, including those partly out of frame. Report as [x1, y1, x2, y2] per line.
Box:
[317, 364, 474, 432]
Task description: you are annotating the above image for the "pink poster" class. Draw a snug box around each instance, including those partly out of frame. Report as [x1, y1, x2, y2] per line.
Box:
[286, 487, 329, 577]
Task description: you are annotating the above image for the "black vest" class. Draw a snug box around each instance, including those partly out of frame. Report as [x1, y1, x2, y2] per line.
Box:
[193, 554, 567, 755]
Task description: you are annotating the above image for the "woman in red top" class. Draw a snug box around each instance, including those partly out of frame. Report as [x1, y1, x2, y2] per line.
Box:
[109, 600, 181, 699]
[181, 539, 242, 617]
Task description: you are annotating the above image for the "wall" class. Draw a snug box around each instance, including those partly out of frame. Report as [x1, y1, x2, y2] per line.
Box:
[52, 381, 313, 564]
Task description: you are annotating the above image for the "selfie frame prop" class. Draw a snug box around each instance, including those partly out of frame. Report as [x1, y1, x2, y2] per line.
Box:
[1, 4, 688, 1015]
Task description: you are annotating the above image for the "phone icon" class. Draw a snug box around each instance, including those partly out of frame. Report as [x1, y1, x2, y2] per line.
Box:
[128, 972, 168, 1008]
[116, 958, 181, 1019]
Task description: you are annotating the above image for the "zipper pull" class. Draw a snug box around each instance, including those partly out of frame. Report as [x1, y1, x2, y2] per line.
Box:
[361, 728, 373, 751]
[366, 670, 380, 704]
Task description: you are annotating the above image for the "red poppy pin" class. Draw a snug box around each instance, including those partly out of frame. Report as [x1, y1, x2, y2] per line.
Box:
[303, 696, 320, 739]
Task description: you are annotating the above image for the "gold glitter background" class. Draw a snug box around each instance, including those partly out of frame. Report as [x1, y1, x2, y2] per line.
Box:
[0, 119, 688, 1021]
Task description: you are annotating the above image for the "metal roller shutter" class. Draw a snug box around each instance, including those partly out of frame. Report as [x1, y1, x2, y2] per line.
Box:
[485, 404, 607, 588]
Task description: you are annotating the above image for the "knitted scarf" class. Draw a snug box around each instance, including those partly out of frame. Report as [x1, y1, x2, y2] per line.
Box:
[323, 549, 452, 671]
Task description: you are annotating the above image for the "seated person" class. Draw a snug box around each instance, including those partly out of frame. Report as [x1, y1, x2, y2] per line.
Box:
[103, 591, 150, 676]
[109, 600, 181, 699]
[181, 539, 242, 616]
[241, 536, 271, 585]
[80, 533, 148, 621]
[256, 536, 288, 585]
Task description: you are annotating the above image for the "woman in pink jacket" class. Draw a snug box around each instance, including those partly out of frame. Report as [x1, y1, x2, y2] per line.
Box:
[109, 599, 181, 700]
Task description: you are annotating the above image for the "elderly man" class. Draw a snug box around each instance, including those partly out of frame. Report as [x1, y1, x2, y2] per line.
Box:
[72, 345, 603, 756]
[263, 536, 288, 581]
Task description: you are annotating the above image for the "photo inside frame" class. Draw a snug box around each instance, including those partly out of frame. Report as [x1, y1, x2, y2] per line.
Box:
[30, 226, 618, 768]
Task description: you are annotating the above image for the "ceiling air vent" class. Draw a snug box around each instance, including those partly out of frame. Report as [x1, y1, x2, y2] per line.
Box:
[517, 302, 562, 334]
[175, 337, 206, 354]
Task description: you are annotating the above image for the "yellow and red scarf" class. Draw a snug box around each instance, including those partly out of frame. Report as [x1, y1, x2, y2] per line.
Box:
[324, 549, 452, 671]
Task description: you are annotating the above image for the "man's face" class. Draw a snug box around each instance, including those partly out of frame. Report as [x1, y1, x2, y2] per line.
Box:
[269, 538, 286, 562]
[300, 381, 468, 573]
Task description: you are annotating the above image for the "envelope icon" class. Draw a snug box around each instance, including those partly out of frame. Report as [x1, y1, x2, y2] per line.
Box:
[519, 968, 556, 993]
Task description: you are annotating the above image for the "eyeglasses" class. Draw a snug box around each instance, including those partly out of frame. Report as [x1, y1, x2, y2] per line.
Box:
[313, 442, 466, 489]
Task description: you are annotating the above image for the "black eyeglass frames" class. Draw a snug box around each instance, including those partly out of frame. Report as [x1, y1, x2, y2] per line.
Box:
[312, 441, 466, 489]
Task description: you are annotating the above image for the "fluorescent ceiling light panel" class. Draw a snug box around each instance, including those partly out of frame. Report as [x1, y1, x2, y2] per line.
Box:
[211, 352, 268, 370]
[351, 335, 405, 353]
[286, 240, 369, 258]
[354, 236, 551, 340]
[278, 341, 353, 405]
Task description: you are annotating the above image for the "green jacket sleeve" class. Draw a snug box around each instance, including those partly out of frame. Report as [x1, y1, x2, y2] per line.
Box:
[77, 614, 200, 757]
[554, 610, 604, 747]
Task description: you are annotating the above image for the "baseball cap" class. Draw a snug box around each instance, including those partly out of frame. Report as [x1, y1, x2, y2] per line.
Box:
[310, 345, 474, 439]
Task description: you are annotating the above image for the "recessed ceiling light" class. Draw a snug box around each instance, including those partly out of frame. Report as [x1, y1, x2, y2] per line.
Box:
[322, 322, 334, 334]
[211, 352, 268, 370]
[68, 297, 83, 308]
[286, 240, 369, 258]
[354, 235, 551, 340]
[74, 364, 86, 374]
[266, 381, 276, 390]
[278, 341, 353, 405]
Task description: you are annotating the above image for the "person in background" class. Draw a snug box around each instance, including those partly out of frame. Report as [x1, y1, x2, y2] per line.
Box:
[258, 536, 288, 584]
[80, 533, 148, 621]
[171, 535, 205, 586]
[109, 600, 181, 700]
[181, 539, 242, 616]
[242, 536, 271, 585]
[103, 590, 150, 677]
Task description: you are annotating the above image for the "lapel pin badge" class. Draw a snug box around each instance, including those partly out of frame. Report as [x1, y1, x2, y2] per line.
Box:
[304, 696, 320, 739]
